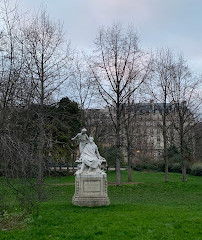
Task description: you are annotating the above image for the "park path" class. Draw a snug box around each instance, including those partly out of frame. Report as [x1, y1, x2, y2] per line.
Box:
[48, 182, 144, 186]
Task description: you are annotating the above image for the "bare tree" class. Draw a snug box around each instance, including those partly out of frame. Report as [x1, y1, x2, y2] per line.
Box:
[0, 2, 76, 212]
[121, 90, 139, 182]
[88, 24, 151, 184]
[19, 8, 72, 184]
[69, 54, 95, 126]
[122, 95, 136, 182]
[148, 49, 175, 182]
[0, 133, 44, 212]
[169, 55, 202, 182]
[0, 1, 42, 212]
[0, 0, 25, 123]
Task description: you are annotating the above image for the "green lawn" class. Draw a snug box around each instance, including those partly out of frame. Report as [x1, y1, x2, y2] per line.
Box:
[0, 171, 202, 240]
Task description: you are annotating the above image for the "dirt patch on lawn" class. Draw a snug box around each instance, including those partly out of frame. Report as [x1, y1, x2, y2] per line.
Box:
[0, 212, 30, 231]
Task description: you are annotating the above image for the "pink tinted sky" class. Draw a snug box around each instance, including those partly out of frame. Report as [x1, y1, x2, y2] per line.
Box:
[7, 0, 202, 74]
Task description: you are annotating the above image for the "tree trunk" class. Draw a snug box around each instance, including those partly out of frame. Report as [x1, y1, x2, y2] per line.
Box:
[38, 56, 45, 185]
[182, 163, 187, 182]
[116, 103, 121, 185]
[37, 114, 45, 185]
[163, 134, 168, 183]
[180, 129, 187, 182]
[164, 156, 168, 182]
[163, 101, 168, 182]
[179, 115, 187, 182]
[128, 152, 132, 182]
[66, 161, 69, 173]
[115, 130, 121, 185]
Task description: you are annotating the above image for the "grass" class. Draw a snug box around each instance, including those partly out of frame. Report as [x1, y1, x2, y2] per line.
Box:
[0, 170, 202, 240]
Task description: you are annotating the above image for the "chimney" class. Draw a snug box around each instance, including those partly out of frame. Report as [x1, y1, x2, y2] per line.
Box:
[150, 99, 154, 112]
[182, 101, 187, 106]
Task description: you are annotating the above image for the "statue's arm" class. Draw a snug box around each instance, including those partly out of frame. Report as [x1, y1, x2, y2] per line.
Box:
[71, 133, 79, 141]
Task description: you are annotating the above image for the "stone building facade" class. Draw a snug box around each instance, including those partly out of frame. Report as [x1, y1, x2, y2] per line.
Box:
[86, 100, 196, 163]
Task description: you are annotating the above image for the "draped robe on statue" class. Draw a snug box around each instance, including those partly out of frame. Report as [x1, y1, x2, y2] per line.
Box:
[79, 142, 102, 169]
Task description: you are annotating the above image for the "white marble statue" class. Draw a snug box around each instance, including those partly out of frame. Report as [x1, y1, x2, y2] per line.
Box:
[71, 128, 89, 155]
[72, 132, 110, 206]
[75, 137, 106, 175]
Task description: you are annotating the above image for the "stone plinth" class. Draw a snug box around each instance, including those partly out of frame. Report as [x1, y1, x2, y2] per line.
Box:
[72, 173, 110, 207]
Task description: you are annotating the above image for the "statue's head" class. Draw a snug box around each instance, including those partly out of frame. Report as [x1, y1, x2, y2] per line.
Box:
[81, 128, 87, 133]
[89, 137, 94, 143]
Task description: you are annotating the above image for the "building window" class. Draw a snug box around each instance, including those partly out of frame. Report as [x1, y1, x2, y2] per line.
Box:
[156, 122, 161, 127]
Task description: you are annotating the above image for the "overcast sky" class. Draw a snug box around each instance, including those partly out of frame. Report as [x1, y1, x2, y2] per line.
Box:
[9, 0, 202, 74]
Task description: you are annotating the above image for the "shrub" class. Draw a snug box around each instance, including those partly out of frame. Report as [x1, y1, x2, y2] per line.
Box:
[132, 161, 163, 172]
[155, 160, 165, 172]
[131, 158, 194, 175]
[0, 190, 8, 213]
[169, 163, 182, 173]
[0, 211, 32, 231]
[190, 163, 202, 176]
[98, 145, 125, 167]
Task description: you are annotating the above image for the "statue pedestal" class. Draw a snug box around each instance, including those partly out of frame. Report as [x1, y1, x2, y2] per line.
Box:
[72, 173, 110, 207]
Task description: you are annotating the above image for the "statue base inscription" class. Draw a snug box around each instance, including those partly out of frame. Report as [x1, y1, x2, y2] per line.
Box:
[72, 173, 110, 207]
